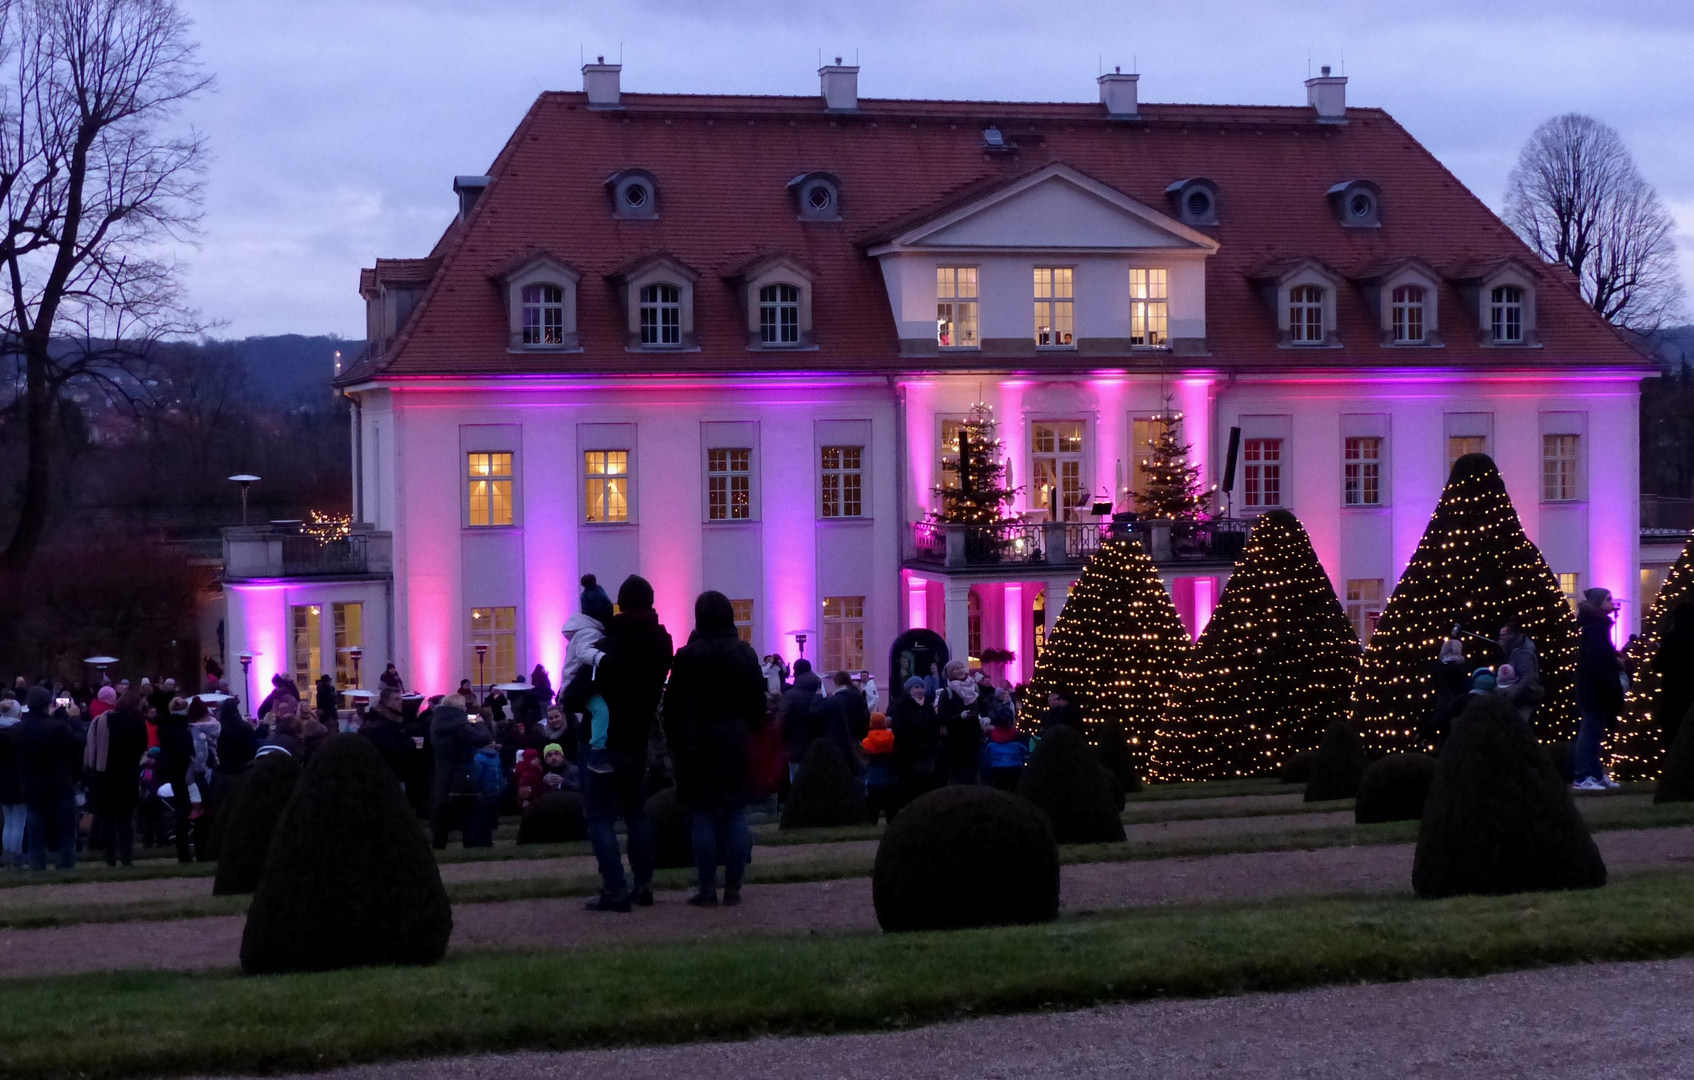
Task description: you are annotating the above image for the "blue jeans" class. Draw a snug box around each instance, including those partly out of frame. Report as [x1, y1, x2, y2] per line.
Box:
[1576, 708, 1611, 782]
[1, 803, 24, 866]
[691, 806, 751, 894]
[27, 794, 76, 871]
[584, 750, 653, 900]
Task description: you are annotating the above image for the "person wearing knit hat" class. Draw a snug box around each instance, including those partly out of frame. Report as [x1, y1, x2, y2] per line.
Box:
[562, 574, 612, 774]
[862, 712, 900, 823]
[540, 742, 577, 793]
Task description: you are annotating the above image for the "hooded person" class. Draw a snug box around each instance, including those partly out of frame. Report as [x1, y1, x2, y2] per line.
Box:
[562, 574, 613, 763]
[429, 692, 492, 849]
[779, 670, 824, 780]
[216, 697, 257, 775]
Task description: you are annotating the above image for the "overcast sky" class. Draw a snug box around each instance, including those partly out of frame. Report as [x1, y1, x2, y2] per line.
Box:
[176, 0, 1694, 339]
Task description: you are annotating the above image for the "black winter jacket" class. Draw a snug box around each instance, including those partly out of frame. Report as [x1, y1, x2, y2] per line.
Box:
[429, 705, 491, 806]
[596, 610, 674, 757]
[779, 674, 823, 760]
[10, 712, 82, 803]
[1575, 604, 1625, 714]
[661, 628, 766, 809]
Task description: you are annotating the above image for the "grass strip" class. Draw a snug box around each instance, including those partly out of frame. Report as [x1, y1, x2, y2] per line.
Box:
[6, 874, 1694, 1079]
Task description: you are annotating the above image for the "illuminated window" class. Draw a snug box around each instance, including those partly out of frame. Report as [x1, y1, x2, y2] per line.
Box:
[1345, 579, 1384, 643]
[1131, 417, 1161, 498]
[1558, 573, 1581, 612]
[1390, 285, 1425, 343]
[822, 595, 865, 672]
[584, 450, 630, 523]
[468, 606, 517, 686]
[731, 599, 754, 644]
[1344, 437, 1383, 507]
[938, 418, 965, 491]
[1032, 590, 1047, 660]
[291, 604, 322, 690]
[521, 283, 565, 345]
[1490, 285, 1524, 343]
[1289, 285, 1325, 343]
[1542, 435, 1579, 502]
[1447, 435, 1487, 472]
[821, 445, 863, 518]
[467, 452, 514, 527]
[707, 447, 751, 521]
[1243, 438, 1283, 509]
[1032, 421, 1087, 521]
[1130, 268, 1168, 347]
[758, 284, 801, 345]
[333, 602, 363, 690]
[1642, 567, 1666, 616]
[1034, 267, 1074, 347]
[937, 267, 979, 347]
[639, 283, 682, 346]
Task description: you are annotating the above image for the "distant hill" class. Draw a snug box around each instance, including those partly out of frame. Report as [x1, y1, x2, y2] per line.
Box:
[181, 334, 364, 406]
[1646, 325, 1694, 371]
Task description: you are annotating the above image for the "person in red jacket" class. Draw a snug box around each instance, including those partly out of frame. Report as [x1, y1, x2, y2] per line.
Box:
[513, 748, 544, 809]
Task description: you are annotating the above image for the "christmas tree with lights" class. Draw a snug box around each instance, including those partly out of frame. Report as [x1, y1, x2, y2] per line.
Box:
[1151, 510, 1361, 781]
[934, 400, 1017, 527]
[1027, 535, 1191, 777]
[1133, 407, 1207, 520]
[1614, 538, 1694, 780]
[1353, 453, 1577, 754]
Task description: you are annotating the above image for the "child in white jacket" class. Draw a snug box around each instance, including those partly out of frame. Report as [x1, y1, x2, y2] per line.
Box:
[563, 574, 614, 767]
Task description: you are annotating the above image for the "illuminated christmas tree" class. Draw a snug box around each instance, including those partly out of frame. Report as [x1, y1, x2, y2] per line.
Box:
[1028, 536, 1191, 777]
[1133, 406, 1206, 521]
[1614, 538, 1694, 780]
[1353, 453, 1577, 754]
[934, 400, 1017, 527]
[1152, 510, 1361, 780]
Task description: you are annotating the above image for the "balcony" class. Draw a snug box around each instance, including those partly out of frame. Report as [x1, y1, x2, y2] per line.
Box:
[222, 521, 393, 581]
[906, 517, 1249, 574]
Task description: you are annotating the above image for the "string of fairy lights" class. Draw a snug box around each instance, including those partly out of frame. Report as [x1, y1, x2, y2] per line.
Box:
[1612, 540, 1694, 780]
[1134, 408, 1207, 521]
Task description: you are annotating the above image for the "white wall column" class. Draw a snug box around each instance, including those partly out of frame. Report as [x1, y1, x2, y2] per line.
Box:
[943, 579, 972, 667]
[1047, 580, 1071, 633]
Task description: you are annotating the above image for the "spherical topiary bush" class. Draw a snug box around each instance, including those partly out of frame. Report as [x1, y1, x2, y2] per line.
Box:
[516, 791, 587, 844]
[212, 753, 300, 896]
[1354, 753, 1437, 824]
[240, 734, 451, 975]
[1304, 721, 1367, 802]
[1279, 751, 1315, 785]
[780, 738, 868, 830]
[202, 767, 251, 863]
[643, 786, 693, 869]
[1413, 693, 1606, 899]
[1544, 741, 1576, 785]
[1017, 724, 1126, 844]
[873, 785, 1060, 933]
[1653, 703, 1694, 803]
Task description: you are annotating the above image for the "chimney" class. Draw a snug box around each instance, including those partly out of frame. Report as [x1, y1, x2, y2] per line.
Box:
[583, 56, 621, 108]
[453, 175, 491, 221]
[1097, 67, 1139, 119]
[1305, 65, 1347, 122]
[819, 58, 859, 112]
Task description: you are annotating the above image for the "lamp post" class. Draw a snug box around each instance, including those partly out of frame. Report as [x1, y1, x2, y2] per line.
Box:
[786, 629, 815, 663]
[338, 645, 363, 688]
[228, 474, 261, 526]
[473, 642, 489, 705]
[238, 652, 253, 719]
[83, 655, 119, 687]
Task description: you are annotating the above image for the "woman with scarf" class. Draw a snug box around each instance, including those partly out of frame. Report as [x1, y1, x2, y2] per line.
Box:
[936, 659, 984, 785]
[84, 691, 148, 866]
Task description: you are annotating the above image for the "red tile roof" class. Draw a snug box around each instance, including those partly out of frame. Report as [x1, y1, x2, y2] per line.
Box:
[341, 92, 1645, 383]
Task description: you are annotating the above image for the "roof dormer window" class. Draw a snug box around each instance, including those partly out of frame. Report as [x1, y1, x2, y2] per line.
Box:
[759, 284, 800, 345]
[639, 284, 682, 346]
[1166, 178, 1219, 226]
[498, 254, 580, 351]
[1289, 284, 1326, 344]
[1327, 180, 1380, 227]
[1391, 285, 1426, 344]
[522, 284, 565, 345]
[607, 169, 659, 220]
[617, 255, 698, 350]
[1490, 285, 1524, 344]
[789, 172, 841, 222]
[735, 255, 816, 349]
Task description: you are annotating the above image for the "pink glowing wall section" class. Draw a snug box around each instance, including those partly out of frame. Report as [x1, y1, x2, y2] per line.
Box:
[226, 583, 287, 701]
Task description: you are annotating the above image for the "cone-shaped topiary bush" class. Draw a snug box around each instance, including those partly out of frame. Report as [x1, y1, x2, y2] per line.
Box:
[1305, 721, 1367, 802]
[516, 791, 587, 844]
[644, 786, 692, 869]
[1354, 753, 1437, 823]
[202, 767, 250, 863]
[780, 738, 868, 830]
[1653, 703, 1694, 803]
[1544, 741, 1576, 785]
[1413, 693, 1606, 898]
[240, 734, 451, 974]
[873, 785, 1060, 932]
[1094, 716, 1143, 795]
[1017, 724, 1126, 844]
[212, 753, 301, 896]
[1280, 751, 1315, 785]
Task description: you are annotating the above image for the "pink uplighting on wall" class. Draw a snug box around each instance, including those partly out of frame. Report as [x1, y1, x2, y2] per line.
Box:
[226, 583, 287, 701]
[906, 571, 927, 629]
[1192, 575, 1215, 639]
[903, 381, 936, 517]
[1088, 378, 1126, 509]
[1175, 378, 1214, 493]
[1003, 581, 1023, 675]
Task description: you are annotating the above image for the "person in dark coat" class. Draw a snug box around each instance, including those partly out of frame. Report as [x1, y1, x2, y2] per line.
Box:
[315, 675, 339, 725]
[84, 692, 148, 866]
[11, 686, 82, 870]
[215, 698, 258, 775]
[830, 670, 872, 742]
[0, 700, 23, 869]
[888, 676, 940, 802]
[1574, 588, 1625, 790]
[152, 699, 200, 861]
[935, 659, 984, 785]
[1653, 603, 1694, 747]
[809, 681, 864, 778]
[360, 687, 417, 783]
[429, 695, 491, 849]
[661, 591, 767, 906]
[779, 670, 823, 781]
[1041, 690, 1086, 732]
[582, 573, 673, 911]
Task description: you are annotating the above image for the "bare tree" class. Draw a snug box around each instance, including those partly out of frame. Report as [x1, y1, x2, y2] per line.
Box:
[1504, 113, 1684, 332]
[0, 0, 209, 577]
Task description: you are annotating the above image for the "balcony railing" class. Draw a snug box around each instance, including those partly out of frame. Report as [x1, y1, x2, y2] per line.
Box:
[279, 534, 371, 576]
[908, 517, 1250, 570]
[223, 522, 393, 580]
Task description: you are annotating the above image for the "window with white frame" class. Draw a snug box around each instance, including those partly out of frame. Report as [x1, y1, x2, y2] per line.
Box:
[333, 602, 363, 690]
[937, 267, 978, 348]
[1344, 437, 1383, 507]
[1243, 438, 1283, 508]
[822, 595, 865, 672]
[821, 445, 863, 518]
[467, 452, 514, 527]
[468, 606, 517, 686]
[1346, 579, 1385, 643]
[1490, 285, 1524, 343]
[291, 604, 322, 690]
[938, 417, 964, 491]
[731, 599, 754, 644]
[758, 283, 801, 346]
[584, 450, 630, 523]
[1289, 285, 1325, 344]
[521, 283, 565, 345]
[1447, 435, 1487, 472]
[707, 448, 751, 521]
[1542, 434, 1579, 502]
[1033, 267, 1074, 347]
[1130, 268, 1169, 347]
[1032, 421, 1087, 521]
[639, 283, 682, 346]
[1390, 284, 1426, 343]
[1558, 572, 1581, 612]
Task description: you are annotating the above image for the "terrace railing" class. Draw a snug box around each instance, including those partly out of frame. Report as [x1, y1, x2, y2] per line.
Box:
[907, 516, 1251, 570]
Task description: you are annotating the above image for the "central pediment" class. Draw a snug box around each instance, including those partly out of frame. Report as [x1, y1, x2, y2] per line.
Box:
[867, 163, 1220, 254]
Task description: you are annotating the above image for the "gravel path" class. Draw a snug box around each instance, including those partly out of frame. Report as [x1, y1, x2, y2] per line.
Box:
[188, 956, 1694, 1080]
[5, 825, 1690, 980]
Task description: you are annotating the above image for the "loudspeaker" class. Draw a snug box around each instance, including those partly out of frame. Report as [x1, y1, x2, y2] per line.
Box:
[1221, 426, 1242, 493]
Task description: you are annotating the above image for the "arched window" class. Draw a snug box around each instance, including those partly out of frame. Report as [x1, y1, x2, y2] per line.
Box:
[759, 283, 801, 345]
[1490, 285, 1524, 343]
[639, 283, 682, 346]
[1289, 284, 1325, 343]
[520, 283, 564, 345]
[1391, 284, 1426, 343]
